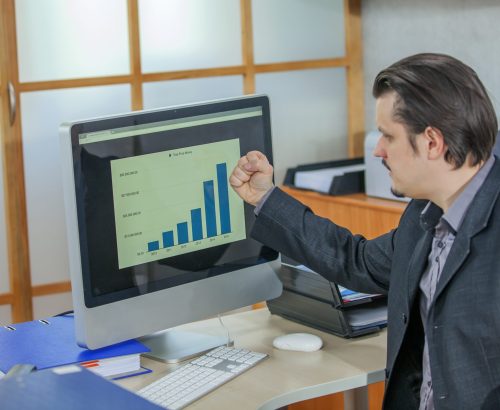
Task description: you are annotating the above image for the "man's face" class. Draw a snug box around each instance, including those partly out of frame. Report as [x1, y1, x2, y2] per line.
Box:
[374, 92, 428, 199]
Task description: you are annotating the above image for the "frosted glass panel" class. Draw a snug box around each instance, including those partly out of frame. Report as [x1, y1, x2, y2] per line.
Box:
[21, 85, 131, 285]
[33, 292, 73, 320]
[139, 0, 241, 72]
[143, 76, 243, 109]
[0, 305, 12, 326]
[253, 0, 345, 63]
[15, 0, 129, 82]
[0, 142, 8, 293]
[256, 68, 347, 184]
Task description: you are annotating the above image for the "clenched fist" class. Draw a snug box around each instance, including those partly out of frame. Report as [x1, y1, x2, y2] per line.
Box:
[229, 151, 274, 206]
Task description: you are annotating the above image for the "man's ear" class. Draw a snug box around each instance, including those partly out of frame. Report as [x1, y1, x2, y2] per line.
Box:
[423, 126, 446, 160]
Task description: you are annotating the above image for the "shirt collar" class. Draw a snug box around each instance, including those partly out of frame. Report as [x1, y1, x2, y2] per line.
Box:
[420, 156, 495, 232]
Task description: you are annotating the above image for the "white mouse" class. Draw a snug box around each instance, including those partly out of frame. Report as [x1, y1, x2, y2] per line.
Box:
[272, 333, 323, 352]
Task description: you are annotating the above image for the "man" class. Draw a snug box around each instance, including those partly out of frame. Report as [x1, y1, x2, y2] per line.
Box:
[229, 53, 500, 409]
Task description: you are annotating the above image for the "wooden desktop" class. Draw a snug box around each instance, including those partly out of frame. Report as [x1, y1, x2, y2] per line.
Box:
[119, 308, 387, 410]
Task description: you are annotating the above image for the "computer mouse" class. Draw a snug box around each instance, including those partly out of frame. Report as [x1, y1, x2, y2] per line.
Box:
[272, 333, 323, 352]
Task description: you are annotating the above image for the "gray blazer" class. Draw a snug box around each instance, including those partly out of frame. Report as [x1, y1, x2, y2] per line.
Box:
[251, 159, 500, 409]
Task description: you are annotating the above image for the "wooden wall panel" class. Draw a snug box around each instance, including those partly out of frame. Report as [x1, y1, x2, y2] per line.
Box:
[127, 0, 143, 111]
[344, 0, 365, 158]
[0, 0, 33, 321]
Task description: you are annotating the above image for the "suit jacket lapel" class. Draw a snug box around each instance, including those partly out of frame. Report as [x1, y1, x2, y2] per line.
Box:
[405, 201, 442, 308]
[434, 158, 500, 301]
[406, 230, 434, 309]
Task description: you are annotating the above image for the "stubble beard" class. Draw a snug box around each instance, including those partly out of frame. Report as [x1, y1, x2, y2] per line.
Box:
[382, 159, 406, 198]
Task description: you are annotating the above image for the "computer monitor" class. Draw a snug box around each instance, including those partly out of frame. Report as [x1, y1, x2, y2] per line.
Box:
[60, 95, 282, 360]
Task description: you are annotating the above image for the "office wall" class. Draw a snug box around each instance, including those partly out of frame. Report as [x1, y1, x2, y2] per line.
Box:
[362, 0, 500, 130]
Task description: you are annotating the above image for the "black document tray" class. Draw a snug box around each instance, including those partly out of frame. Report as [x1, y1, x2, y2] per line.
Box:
[267, 264, 387, 338]
[283, 157, 365, 196]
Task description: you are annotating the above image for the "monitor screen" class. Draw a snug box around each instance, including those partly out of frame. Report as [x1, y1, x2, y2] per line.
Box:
[61, 95, 282, 351]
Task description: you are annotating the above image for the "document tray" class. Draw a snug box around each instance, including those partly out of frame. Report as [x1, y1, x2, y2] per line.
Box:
[283, 157, 365, 195]
[267, 264, 387, 338]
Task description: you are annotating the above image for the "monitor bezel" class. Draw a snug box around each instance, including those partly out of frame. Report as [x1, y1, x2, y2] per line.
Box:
[60, 95, 283, 349]
[68, 95, 277, 309]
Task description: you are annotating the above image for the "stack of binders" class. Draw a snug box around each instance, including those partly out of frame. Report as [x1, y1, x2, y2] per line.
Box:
[267, 262, 387, 338]
[0, 366, 163, 410]
[0, 315, 150, 380]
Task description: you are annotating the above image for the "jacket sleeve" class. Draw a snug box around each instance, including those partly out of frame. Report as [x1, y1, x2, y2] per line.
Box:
[251, 188, 395, 295]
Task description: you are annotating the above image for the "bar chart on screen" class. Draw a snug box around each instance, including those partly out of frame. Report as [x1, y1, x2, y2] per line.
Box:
[110, 138, 246, 269]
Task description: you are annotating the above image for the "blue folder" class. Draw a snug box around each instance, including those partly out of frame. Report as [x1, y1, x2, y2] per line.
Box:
[0, 315, 149, 373]
[0, 367, 163, 410]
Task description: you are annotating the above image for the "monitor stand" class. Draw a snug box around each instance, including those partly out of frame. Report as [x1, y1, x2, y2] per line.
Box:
[139, 330, 233, 364]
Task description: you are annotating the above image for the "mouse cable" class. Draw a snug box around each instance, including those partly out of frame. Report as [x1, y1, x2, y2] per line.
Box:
[217, 314, 232, 347]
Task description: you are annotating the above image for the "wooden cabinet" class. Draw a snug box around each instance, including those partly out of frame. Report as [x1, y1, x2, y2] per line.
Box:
[282, 187, 407, 410]
[281, 187, 407, 239]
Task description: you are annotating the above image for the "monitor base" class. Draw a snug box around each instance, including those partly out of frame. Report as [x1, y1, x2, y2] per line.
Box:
[138, 330, 233, 364]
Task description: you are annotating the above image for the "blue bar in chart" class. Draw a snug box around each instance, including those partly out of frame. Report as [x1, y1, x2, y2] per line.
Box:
[148, 241, 160, 252]
[204, 180, 217, 238]
[217, 163, 231, 234]
[177, 222, 189, 244]
[162, 231, 174, 248]
[191, 208, 203, 241]
[144, 159, 239, 254]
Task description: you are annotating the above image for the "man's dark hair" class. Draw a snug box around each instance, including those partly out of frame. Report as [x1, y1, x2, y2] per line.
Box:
[373, 53, 498, 168]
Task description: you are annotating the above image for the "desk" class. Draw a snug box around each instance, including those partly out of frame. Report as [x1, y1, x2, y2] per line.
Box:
[118, 308, 387, 410]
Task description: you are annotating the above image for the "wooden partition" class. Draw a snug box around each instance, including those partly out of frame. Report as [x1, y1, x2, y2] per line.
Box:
[0, 0, 365, 324]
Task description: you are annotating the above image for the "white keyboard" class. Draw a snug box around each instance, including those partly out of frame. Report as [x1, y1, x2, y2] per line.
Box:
[138, 346, 268, 409]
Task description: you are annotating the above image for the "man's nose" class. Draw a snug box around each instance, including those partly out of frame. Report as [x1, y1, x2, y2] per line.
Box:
[373, 137, 385, 158]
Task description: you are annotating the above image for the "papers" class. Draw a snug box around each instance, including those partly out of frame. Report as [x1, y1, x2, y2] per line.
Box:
[80, 354, 151, 380]
[344, 305, 388, 330]
[294, 164, 366, 193]
[338, 285, 381, 303]
[287, 263, 316, 274]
